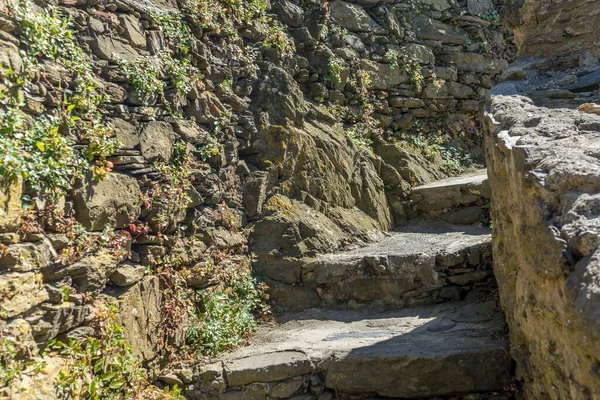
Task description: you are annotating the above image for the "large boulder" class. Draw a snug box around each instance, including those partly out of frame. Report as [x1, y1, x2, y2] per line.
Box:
[73, 172, 142, 231]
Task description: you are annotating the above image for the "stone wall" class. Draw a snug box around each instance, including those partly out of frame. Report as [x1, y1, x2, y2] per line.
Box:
[0, 0, 509, 395]
[485, 2, 600, 397]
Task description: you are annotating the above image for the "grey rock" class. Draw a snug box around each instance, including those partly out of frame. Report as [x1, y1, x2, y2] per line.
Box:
[110, 262, 146, 286]
[564, 69, 600, 92]
[467, 0, 493, 17]
[419, 0, 451, 11]
[273, 0, 305, 27]
[413, 16, 467, 45]
[329, 1, 385, 33]
[73, 172, 142, 231]
[206, 302, 509, 398]
[118, 14, 146, 49]
[360, 60, 409, 90]
[225, 351, 311, 386]
[91, 36, 139, 62]
[139, 121, 176, 162]
[112, 118, 140, 150]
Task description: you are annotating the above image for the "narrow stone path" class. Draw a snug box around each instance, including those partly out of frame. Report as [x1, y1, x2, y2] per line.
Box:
[185, 171, 513, 399]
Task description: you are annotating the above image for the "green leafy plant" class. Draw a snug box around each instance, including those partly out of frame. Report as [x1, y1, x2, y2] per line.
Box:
[1, 0, 119, 197]
[49, 304, 184, 400]
[386, 47, 425, 92]
[263, 23, 296, 57]
[160, 51, 202, 94]
[345, 129, 373, 154]
[187, 270, 267, 356]
[482, 9, 500, 26]
[117, 56, 164, 101]
[385, 49, 400, 69]
[148, 10, 194, 55]
[196, 137, 222, 161]
[325, 55, 345, 85]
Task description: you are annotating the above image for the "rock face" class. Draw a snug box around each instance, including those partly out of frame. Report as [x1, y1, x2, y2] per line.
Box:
[483, 2, 600, 398]
[505, 0, 600, 58]
[485, 60, 600, 400]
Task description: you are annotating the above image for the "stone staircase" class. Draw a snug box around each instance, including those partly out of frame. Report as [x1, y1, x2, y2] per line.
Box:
[182, 171, 513, 399]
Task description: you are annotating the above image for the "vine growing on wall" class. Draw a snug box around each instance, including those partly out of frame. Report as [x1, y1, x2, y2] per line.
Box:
[1, 0, 119, 198]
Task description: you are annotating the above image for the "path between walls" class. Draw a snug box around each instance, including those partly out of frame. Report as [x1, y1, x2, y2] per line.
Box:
[168, 172, 516, 400]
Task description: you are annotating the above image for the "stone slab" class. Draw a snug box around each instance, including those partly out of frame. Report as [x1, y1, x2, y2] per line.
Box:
[211, 301, 510, 398]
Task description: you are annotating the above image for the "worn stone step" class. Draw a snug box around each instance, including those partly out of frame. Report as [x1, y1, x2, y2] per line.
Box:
[409, 170, 491, 225]
[266, 221, 494, 310]
[184, 301, 512, 399]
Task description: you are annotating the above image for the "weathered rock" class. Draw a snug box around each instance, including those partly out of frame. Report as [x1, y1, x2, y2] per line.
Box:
[104, 276, 162, 362]
[30, 303, 92, 343]
[413, 16, 467, 45]
[43, 249, 123, 293]
[0, 40, 23, 73]
[410, 171, 490, 224]
[73, 172, 142, 231]
[439, 52, 508, 74]
[273, 0, 305, 27]
[0, 272, 48, 318]
[509, 0, 600, 58]
[205, 301, 509, 398]
[185, 91, 228, 124]
[91, 35, 139, 62]
[253, 66, 307, 125]
[119, 14, 146, 49]
[360, 60, 409, 90]
[0, 241, 53, 273]
[243, 172, 269, 219]
[0, 177, 21, 233]
[329, 1, 385, 33]
[418, 0, 451, 11]
[112, 118, 140, 150]
[297, 220, 492, 309]
[485, 85, 600, 398]
[109, 262, 146, 286]
[224, 351, 312, 386]
[467, 0, 493, 17]
[139, 121, 176, 163]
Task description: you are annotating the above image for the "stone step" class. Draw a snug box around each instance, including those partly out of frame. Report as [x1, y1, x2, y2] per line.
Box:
[409, 170, 491, 225]
[184, 301, 512, 399]
[266, 221, 494, 310]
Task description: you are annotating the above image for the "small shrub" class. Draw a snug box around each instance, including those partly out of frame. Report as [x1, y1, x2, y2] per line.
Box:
[325, 55, 345, 85]
[187, 269, 268, 356]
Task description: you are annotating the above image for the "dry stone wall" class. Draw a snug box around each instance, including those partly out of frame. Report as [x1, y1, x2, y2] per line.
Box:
[0, 0, 509, 396]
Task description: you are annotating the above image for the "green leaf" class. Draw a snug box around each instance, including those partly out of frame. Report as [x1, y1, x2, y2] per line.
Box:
[35, 141, 45, 151]
[109, 379, 125, 390]
[93, 358, 103, 374]
[100, 371, 116, 381]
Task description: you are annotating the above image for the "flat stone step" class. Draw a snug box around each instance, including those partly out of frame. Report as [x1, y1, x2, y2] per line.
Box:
[187, 301, 512, 399]
[409, 170, 491, 225]
[267, 221, 494, 310]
